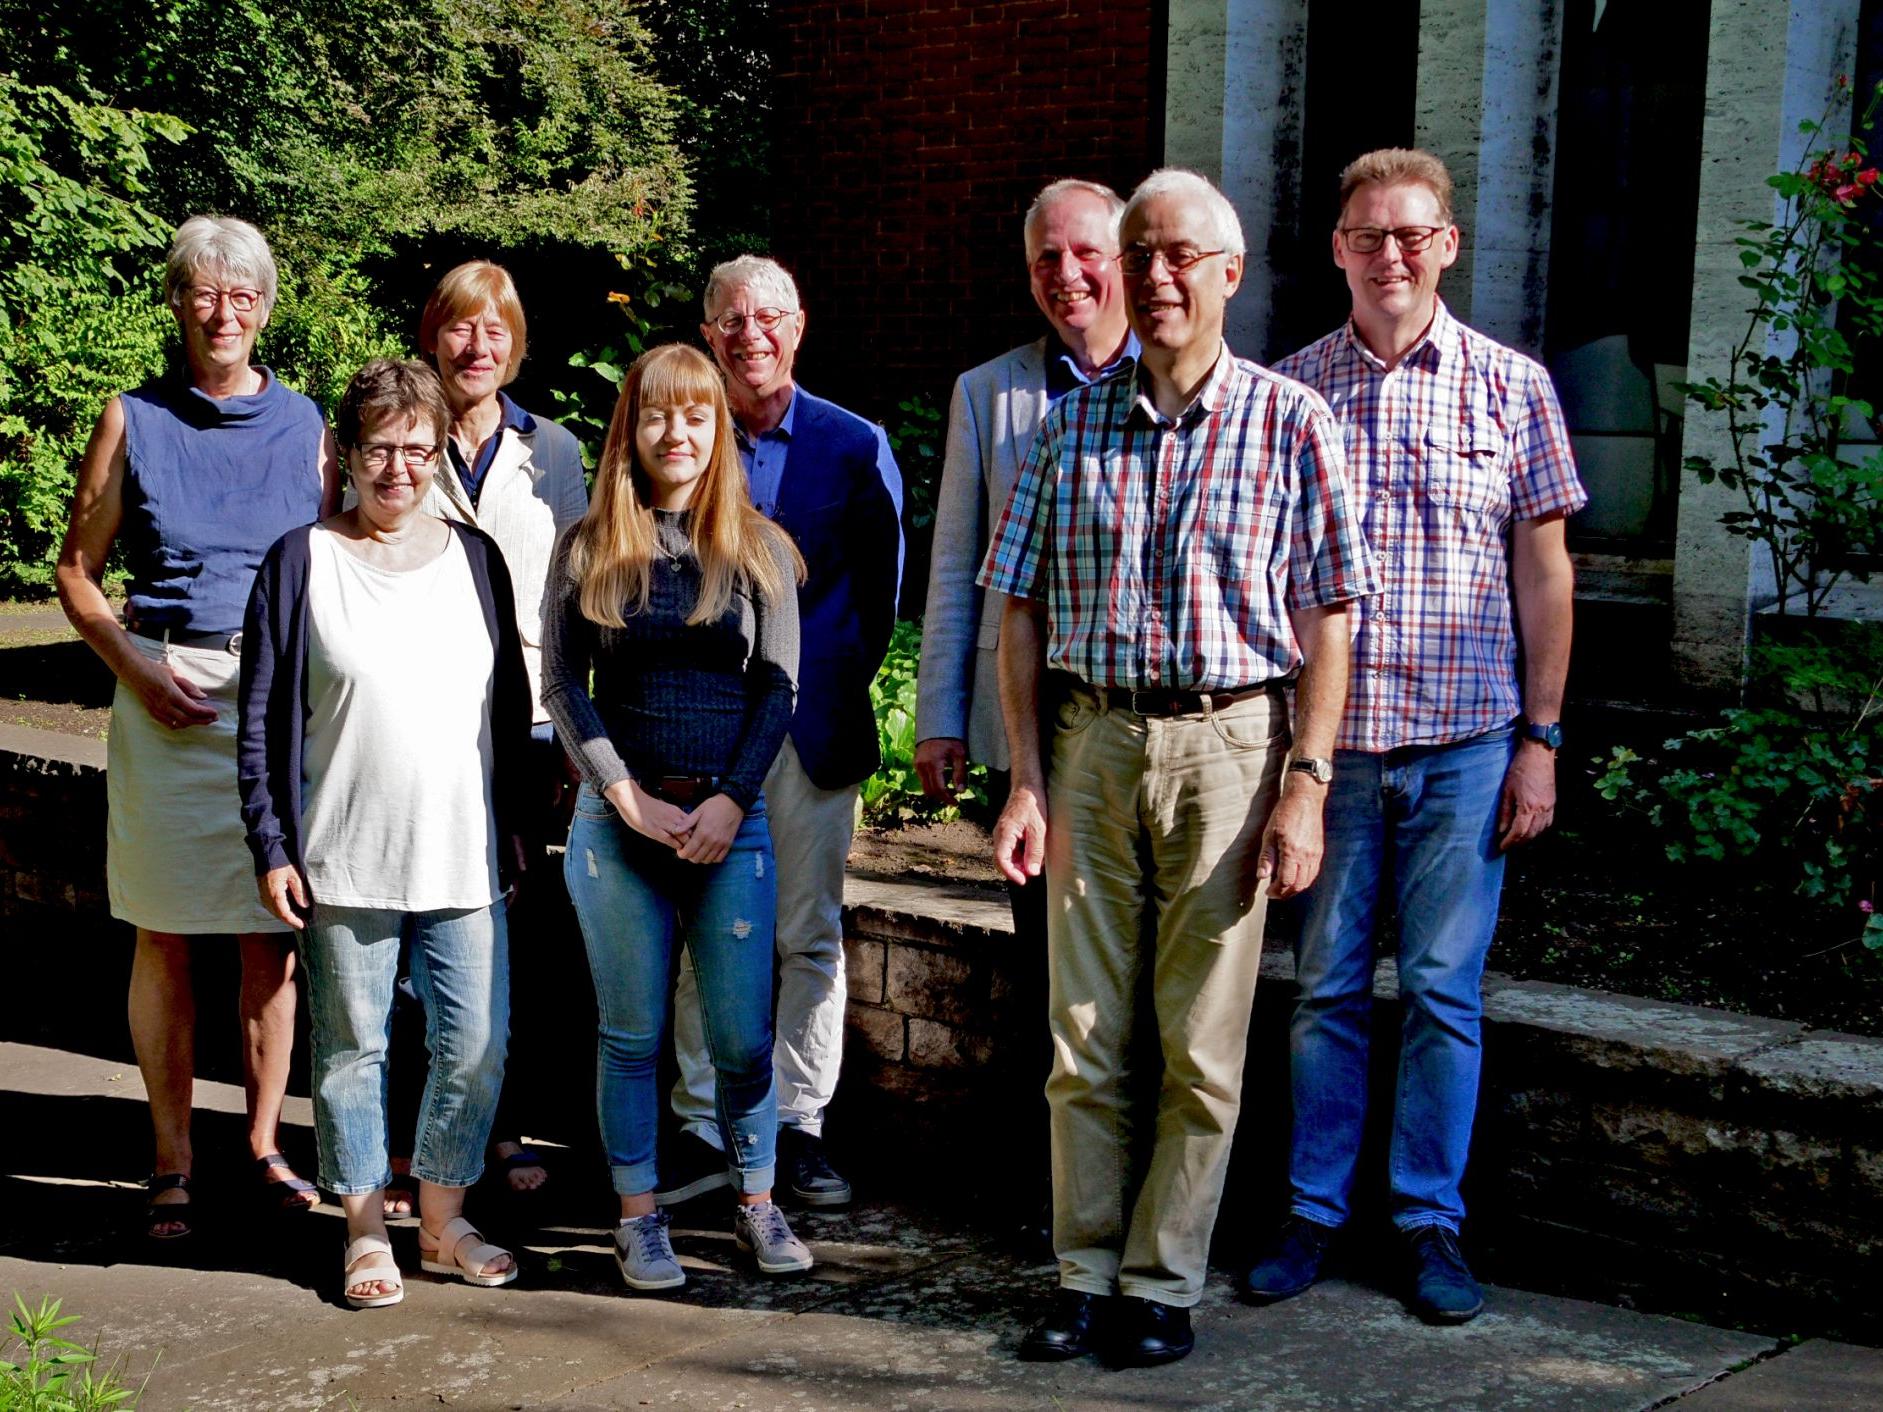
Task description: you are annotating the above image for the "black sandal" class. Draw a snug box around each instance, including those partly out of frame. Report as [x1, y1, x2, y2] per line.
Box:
[145, 1172, 194, 1240]
[254, 1153, 319, 1214]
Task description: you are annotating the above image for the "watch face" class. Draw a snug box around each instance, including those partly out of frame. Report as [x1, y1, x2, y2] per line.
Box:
[1528, 722, 1563, 749]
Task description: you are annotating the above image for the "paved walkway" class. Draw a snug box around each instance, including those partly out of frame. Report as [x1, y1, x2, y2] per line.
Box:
[2, 1040, 1876, 1411]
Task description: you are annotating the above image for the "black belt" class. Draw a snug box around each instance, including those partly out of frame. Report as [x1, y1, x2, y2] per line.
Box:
[1098, 682, 1281, 717]
[128, 621, 243, 654]
[646, 774, 719, 808]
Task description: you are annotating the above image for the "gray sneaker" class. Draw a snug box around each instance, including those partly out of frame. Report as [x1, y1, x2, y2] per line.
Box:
[733, 1200, 814, 1275]
[614, 1211, 685, 1291]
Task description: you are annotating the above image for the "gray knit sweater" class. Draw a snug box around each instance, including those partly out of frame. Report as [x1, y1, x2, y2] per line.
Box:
[541, 511, 799, 811]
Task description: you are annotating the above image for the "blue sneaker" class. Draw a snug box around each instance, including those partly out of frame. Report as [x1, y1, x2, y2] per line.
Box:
[1243, 1216, 1334, 1303]
[1405, 1225, 1483, 1324]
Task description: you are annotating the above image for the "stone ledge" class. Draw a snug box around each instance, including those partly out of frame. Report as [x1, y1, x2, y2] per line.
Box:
[0, 724, 106, 775]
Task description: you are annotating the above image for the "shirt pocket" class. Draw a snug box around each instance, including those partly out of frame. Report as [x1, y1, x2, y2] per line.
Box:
[1421, 424, 1507, 517]
[1207, 474, 1279, 583]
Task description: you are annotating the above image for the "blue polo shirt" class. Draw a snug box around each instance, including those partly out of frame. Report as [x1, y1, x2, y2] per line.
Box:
[448, 391, 533, 507]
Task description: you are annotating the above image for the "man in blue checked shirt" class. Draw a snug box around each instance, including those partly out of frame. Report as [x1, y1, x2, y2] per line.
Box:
[979, 168, 1376, 1368]
[1246, 148, 1586, 1326]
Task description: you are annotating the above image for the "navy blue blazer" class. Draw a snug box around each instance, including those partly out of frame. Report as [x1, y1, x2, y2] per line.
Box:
[770, 388, 903, 790]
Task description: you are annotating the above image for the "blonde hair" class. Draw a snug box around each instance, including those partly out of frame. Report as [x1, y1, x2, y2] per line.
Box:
[569, 344, 803, 628]
[419, 260, 527, 384]
[1337, 148, 1455, 226]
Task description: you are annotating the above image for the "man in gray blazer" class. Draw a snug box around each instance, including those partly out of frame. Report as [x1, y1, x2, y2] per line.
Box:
[913, 178, 1134, 1231]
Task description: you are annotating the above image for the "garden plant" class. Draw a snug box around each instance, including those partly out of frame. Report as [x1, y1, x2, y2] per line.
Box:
[1598, 76, 1883, 956]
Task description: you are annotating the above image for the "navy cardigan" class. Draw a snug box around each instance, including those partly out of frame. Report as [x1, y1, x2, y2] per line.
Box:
[236, 521, 532, 885]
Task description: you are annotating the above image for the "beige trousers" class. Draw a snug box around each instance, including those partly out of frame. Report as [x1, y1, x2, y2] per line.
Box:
[1046, 685, 1286, 1306]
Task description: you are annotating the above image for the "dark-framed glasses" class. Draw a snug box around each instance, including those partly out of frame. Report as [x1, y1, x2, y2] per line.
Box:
[712, 307, 796, 336]
[356, 443, 441, 470]
[1338, 225, 1443, 254]
[1118, 246, 1227, 277]
[187, 286, 263, 313]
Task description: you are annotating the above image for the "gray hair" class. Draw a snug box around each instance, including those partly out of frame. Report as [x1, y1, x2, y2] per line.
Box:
[702, 255, 801, 319]
[164, 215, 279, 318]
[1022, 179, 1126, 256]
[1121, 169, 1246, 257]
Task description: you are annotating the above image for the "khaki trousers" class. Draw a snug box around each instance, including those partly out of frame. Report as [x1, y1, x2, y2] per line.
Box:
[1046, 685, 1286, 1306]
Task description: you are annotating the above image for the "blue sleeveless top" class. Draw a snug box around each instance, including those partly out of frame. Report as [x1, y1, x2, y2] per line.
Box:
[119, 369, 327, 634]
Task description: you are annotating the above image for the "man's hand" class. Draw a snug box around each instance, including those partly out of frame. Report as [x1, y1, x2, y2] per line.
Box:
[1497, 741, 1556, 850]
[914, 737, 970, 802]
[1255, 783, 1326, 899]
[992, 781, 1048, 886]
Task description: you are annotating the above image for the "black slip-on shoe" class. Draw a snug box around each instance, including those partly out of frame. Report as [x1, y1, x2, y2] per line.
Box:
[1018, 1288, 1109, 1361]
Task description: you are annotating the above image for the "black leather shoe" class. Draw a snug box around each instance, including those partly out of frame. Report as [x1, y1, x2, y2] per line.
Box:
[1405, 1224, 1484, 1324]
[1112, 1297, 1194, 1367]
[1243, 1215, 1335, 1303]
[1017, 1289, 1107, 1361]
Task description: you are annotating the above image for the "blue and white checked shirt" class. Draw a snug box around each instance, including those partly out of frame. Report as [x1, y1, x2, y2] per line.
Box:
[978, 345, 1377, 691]
[1275, 302, 1587, 751]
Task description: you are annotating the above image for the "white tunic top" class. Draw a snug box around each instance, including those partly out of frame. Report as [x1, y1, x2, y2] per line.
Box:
[302, 525, 500, 911]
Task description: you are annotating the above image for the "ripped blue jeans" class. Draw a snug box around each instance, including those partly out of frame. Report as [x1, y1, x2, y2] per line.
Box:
[565, 784, 777, 1196]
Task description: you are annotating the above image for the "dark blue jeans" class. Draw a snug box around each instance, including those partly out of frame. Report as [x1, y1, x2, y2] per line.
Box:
[565, 785, 777, 1197]
[1287, 727, 1515, 1234]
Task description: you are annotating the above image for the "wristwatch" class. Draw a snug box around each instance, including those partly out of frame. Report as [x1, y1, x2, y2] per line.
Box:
[1287, 755, 1334, 785]
[1522, 720, 1564, 751]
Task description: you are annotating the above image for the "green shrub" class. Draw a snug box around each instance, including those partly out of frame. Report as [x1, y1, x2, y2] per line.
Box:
[0, 1294, 151, 1410]
[861, 618, 987, 823]
[1600, 79, 1883, 955]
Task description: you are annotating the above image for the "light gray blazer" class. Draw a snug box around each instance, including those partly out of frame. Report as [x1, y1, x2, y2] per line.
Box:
[914, 337, 1050, 772]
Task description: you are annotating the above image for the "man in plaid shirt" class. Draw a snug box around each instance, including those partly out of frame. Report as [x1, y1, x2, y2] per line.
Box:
[1246, 148, 1586, 1325]
[979, 169, 1375, 1367]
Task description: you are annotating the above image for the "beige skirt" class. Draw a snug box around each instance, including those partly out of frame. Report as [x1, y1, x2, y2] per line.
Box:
[106, 633, 289, 935]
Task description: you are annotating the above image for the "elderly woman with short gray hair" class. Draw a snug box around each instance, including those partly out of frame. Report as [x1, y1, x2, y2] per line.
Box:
[55, 215, 339, 1240]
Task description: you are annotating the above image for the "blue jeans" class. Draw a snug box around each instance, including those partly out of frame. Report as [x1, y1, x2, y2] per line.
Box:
[565, 784, 777, 1197]
[1287, 727, 1515, 1234]
[302, 903, 509, 1194]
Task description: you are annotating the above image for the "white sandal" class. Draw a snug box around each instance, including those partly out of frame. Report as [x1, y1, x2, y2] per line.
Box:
[418, 1216, 518, 1287]
[343, 1235, 405, 1309]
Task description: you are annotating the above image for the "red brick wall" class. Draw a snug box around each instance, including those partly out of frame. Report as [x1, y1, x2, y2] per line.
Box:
[770, 0, 1160, 419]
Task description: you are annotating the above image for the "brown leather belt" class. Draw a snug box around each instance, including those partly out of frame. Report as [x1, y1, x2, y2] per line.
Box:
[646, 774, 718, 808]
[1098, 682, 1281, 717]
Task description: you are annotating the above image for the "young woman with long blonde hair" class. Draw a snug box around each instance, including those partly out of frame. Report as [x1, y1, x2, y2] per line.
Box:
[540, 342, 811, 1290]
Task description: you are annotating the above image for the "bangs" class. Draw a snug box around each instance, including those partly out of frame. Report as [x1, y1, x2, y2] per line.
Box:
[634, 345, 724, 412]
[420, 261, 527, 374]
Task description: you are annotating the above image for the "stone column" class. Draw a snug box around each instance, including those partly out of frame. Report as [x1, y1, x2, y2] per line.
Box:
[1670, 2, 1860, 695]
[1413, 0, 1567, 354]
[1164, 0, 1310, 360]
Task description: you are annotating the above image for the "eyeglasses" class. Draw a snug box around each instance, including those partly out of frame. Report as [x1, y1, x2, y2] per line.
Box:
[711, 308, 796, 336]
[1338, 225, 1443, 254]
[186, 286, 263, 313]
[355, 443, 441, 470]
[1030, 247, 1116, 275]
[1118, 247, 1227, 277]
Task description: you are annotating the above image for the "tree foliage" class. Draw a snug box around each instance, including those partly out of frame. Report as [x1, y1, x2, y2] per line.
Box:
[0, 0, 697, 593]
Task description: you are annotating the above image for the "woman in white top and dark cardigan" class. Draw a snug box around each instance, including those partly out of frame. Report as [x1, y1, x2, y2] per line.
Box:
[237, 358, 531, 1308]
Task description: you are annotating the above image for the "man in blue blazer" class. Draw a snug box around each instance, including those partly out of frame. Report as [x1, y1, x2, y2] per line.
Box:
[662, 255, 904, 1210]
[912, 180, 1135, 1238]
